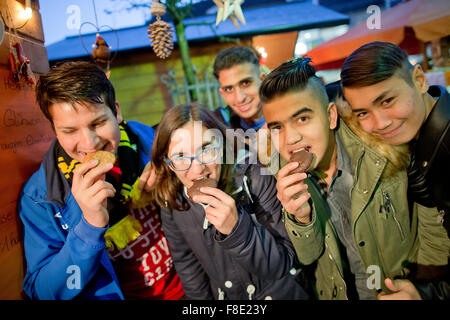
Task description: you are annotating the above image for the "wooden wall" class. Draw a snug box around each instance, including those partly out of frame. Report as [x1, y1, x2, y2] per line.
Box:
[0, 0, 52, 299]
[108, 39, 253, 127]
[253, 31, 298, 70]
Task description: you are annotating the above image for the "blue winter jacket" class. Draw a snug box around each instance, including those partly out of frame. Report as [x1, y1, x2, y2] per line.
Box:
[19, 121, 155, 300]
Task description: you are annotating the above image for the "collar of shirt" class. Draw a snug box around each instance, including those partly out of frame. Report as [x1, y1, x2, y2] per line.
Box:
[310, 132, 353, 196]
[239, 116, 266, 131]
[329, 130, 354, 192]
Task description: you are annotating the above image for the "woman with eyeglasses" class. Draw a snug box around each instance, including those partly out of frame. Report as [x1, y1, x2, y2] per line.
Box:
[149, 103, 310, 300]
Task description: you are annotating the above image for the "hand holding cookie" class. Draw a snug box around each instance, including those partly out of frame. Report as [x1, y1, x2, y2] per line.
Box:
[276, 150, 313, 223]
[188, 179, 238, 235]
[71, 151, 117, 228]
[83, 150, 116, 167]
[187, 178, 217, 199]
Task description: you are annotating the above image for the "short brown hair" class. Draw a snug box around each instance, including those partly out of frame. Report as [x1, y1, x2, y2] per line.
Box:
[341, 42, 414, 88]
[213, 46, 260, 79]
[36, 61, 116, 126]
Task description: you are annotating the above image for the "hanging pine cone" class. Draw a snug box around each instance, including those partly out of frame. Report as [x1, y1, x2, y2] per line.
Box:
[148, 19, 174, 59]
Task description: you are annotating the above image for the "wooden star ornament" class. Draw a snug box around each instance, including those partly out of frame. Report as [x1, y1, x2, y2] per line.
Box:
[213, 0, 246, 29]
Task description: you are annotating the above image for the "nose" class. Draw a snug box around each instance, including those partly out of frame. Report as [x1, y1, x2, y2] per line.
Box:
[190, 158, 205, 174]
[285, 124, 302, 146]
[233, 87, 246, 104]
[80, 128, 100, 150]
[372, 110, 392, 132]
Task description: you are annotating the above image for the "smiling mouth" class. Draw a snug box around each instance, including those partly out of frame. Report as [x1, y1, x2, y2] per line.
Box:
[379, 123, 403, 138]
[236, 101, 252, 112]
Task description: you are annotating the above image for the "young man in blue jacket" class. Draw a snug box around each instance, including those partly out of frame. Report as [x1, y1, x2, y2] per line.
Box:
[19, 62, 184, 300]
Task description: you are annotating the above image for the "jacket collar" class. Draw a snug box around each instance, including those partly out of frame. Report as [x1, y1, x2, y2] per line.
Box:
[43, 139, 72, 208]
[337, 120, 387, 218]
[415, 85, 450, 176]
[337, 119, 386, 168]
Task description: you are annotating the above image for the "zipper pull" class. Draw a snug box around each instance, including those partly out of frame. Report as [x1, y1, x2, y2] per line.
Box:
[218, 287, 225, 300]
[247, 284, 255, 300]
[383, 191, 391, 213]
[379, 205, 388, 219]
[379, 191, 390, 219]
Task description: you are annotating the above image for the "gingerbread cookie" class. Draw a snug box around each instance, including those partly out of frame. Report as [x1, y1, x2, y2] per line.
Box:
[83, 150, 116, 166]
[187, 178, 217, 199]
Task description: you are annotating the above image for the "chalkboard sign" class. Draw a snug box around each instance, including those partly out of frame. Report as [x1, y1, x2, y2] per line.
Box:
[0, 68, 54, 299]
[0, 0, 51, 299]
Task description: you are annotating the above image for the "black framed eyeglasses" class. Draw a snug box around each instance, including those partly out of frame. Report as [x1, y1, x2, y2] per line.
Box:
[164, 136, 222, 171]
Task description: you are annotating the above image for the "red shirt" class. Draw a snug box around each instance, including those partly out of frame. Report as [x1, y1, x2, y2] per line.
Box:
[107, 202, 184, 300]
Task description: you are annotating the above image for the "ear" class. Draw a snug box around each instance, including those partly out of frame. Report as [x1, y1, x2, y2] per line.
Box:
[412, 65, 429, 94]
[327, 102, 338, 130]
[115, 101, 123, 123]
[218, 87, 226, 99]
[259, 72, 267, 81]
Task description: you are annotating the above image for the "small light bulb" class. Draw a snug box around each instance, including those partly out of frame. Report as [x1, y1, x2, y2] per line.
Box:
[19, 7, 32, 20]
[25, 8, 32, 18]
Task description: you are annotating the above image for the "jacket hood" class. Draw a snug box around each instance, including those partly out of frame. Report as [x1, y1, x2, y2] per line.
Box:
[335, 96, 410, 178]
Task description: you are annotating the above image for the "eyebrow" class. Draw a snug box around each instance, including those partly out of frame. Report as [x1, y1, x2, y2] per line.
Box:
[372, 89, 392, 106]
[351, 89, 393, 113]
[169, 140, 213, 158]
[56, 114, 108, 130]
[267, 107, 313, 128]
[239, 77, 253, 84]
[221, 76, 254, 90]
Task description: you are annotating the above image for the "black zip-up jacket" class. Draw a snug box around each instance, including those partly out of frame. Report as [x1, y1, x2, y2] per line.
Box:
[410, 85, 450, 234]
[160, 160, 310, 300]
[408, 85, 450, 300]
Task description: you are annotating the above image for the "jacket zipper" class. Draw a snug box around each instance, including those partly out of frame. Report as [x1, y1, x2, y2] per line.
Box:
[382, 191, 405, 240]
[324, 241, 348, 299]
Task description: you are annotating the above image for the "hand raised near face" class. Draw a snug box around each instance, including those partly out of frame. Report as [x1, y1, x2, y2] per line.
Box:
[276, 161, 311, 224]
[192, 186, 238, 236]
[138, 161, 157, 193]
[71, 154, 116, 228]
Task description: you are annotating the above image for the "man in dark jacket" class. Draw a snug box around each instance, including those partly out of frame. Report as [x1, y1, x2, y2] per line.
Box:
[213, 46, 279, 171]
[341, 41, 449, 300]
[213, 46, 266, 131]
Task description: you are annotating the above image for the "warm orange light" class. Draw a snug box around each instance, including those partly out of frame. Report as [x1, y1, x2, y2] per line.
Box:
[19, 0, 32, 20]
